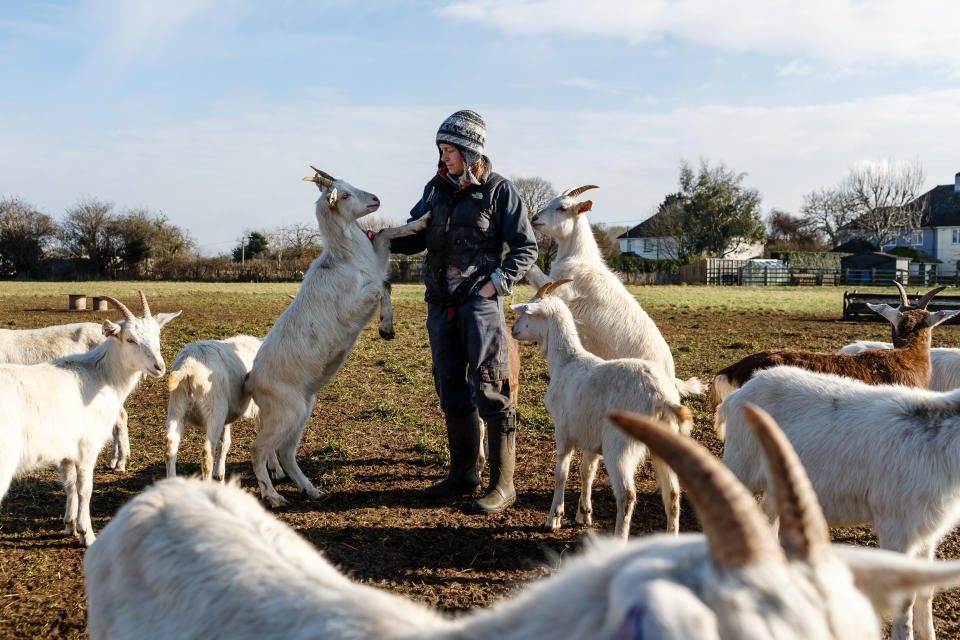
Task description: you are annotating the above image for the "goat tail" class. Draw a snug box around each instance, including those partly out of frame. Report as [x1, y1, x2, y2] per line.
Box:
[167, 369, 186, 392]
[659, 402, 694, 437]
[675, 376, 706, 397]
[709, 374, 738, 413]
[713, 399, 728, 442]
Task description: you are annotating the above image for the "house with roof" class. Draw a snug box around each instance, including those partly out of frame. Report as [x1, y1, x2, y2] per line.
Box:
[842, 172, 960, 275]
[617, 215, 764, 261]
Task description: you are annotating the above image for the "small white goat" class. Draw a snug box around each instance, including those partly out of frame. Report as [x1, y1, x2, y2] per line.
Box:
[165, 334, 284, 481]
[244, 167, 430, 507]
[511, 281, 691, 538]
[839, 341, 960, 391]
[0, 293, 179, 546]
[525, 186, 703, 397]
[84, 406, 960, 639]
[0, 321, 131, 471]
[718, 366, 960, 640]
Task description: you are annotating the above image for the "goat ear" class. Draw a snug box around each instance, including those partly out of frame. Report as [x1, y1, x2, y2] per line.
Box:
[154, 310, 182, 329]
[832, 545, 960, 616]
[925, 309, 960, 328]
[867, 303, 900, 326]
[327, 187, 338, 207]
[102, 320, 122, 339]
[577, 200, 593, 214]
[509, 304, 528, 314]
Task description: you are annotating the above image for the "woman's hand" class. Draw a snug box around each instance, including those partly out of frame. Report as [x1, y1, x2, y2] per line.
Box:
[478, 281, 497, 298]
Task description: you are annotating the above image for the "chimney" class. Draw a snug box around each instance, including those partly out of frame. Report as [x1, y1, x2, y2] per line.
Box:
[956, 172, 960, 194]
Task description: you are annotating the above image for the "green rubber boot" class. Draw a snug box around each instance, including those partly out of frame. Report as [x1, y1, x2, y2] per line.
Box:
[471, 416, 516, 513]
[422, 410, 482, 498]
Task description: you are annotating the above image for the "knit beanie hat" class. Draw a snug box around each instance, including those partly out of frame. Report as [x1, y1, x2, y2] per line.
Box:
[436, 110, 486, 183]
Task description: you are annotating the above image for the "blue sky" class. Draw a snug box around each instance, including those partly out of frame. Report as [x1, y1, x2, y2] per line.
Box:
[2, 0, 960, 254]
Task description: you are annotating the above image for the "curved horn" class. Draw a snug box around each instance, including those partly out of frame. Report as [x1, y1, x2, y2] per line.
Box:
[100, 296, 136, 323]
[544, 278, 572, 296]
[138, 290, 151, 318]
[608, 411, 784, 569]
[892, 280, 911, 308]
[918, 286, 947, 310]
[309, 165, 337, 182]
[534, 282, 553, 299]
[740, 403, 830, 560]
[561, 185, 599, 198]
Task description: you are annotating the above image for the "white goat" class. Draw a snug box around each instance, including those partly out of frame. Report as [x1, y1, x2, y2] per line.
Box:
[525, 186, 703, 397]
[0, 321, 131, 471]
[84, 406, 960, 639]
[0, 293, 178, 546]
[839, 340, 960, 391]
[511, 281, 691, 538]
[244, 167, 430, 507]
[165, 334, 284, 481]
[718, 366, 960, 640]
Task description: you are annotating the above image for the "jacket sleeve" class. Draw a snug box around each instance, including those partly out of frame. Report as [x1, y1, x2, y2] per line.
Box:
[491, 180, 539, 295]
[388, 185, 431, 255]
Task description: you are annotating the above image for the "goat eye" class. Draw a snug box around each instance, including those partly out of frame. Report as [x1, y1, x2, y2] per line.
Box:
[126, 339, 137, 344]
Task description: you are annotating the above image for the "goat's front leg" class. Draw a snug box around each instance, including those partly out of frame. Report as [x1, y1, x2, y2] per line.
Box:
[546, 439, 575, 532]
[374, 213, 432, 244]
[75, 452, 98, 547]
[526, 264, 551, 290]
[378, 282, 395, 340]
[107, 407, 129, 472]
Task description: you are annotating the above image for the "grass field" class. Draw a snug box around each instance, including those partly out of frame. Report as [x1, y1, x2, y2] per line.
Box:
[2, 282, 960, 638]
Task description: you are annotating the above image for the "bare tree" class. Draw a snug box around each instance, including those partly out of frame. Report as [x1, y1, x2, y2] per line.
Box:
[512, 175, 557, 272]
[801, 160, 925, 249]
[799, 187, 857, 247]
[58, 198, 118, 277]
[0, 197, 59, 277]
[283, 223, 322, 260]
[766, 209, 825, 251]
[844, 160, 925, 248]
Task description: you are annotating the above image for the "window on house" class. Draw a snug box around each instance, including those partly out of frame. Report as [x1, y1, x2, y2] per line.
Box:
[643, 239, 654, 253]
[953, 229, 960, 245]
[910, 230, 923, 245]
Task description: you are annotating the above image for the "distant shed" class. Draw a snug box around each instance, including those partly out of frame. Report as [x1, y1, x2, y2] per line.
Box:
[841, 252, 911, 285]
[739, 259, 789, 286]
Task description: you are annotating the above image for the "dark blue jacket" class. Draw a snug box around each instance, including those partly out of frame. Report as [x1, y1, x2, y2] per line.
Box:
[391, 161, 538, 306]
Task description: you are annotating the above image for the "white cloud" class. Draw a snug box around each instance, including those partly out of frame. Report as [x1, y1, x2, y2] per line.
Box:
[3, 90, 959, 253]
[777, 59, 813, 78]
[439, 0, 960, 70]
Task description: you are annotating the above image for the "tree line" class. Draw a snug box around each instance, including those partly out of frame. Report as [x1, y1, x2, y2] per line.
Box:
[0, 157, 928, 280]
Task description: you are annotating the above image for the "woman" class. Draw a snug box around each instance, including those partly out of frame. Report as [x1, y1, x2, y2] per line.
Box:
[391, 110, 538, 513]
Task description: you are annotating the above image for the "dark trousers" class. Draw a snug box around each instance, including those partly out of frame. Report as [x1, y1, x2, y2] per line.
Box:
[427, 295, 515, 422]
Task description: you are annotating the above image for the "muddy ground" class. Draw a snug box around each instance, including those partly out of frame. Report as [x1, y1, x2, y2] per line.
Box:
[2, 284, 960, 638]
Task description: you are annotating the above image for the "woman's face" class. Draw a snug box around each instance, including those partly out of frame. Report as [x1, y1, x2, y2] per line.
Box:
[438, 143, 465, 177]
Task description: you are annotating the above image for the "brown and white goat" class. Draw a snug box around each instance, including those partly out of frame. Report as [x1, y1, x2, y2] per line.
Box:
[710, 283, 960, 414]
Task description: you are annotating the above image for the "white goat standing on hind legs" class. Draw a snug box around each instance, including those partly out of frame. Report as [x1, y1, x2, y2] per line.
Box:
[525, 185, 703, 397]
[244, 166, 430, 507]
[0, 292, 179, 547]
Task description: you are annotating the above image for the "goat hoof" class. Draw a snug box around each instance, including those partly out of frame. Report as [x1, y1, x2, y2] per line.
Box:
[544, 519, 562, 532]
[301, 488, 327, 501]
[264, 494, 289, 509]
[82, 532, 96, 548]
[378, 329, 395, 340]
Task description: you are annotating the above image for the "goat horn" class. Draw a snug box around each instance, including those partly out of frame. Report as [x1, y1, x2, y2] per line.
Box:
[544, 278, 573, 296]
[608, 411, 784, 569]
[309, 165, 337, 182]
[561, 185, 599, 198]
[918, 286, 947, 310]
[740, 403, 830, 560]
[892, 280, 911, 308]
[100, 296, 136, 323]
[138, 290, 151, 318]
[534, 282, 553, 299]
